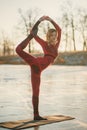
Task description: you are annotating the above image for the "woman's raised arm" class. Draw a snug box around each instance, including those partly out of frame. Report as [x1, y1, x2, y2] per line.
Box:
[44, 16, 61, 47]
[31, 17, 47, 47]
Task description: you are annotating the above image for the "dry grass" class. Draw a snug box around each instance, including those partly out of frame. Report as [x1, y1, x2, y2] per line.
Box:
[0, 51, 87, 65]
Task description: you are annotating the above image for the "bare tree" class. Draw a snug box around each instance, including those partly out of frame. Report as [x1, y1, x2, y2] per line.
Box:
[60, 1, 80, 51]
[2, 40, 9, 56]
[77, 10, 87, 51]
[1, 33, 14, 56]
[61, 13, 69, 51]
[70, 14, 76, 51]
[17, 8, 42, 53]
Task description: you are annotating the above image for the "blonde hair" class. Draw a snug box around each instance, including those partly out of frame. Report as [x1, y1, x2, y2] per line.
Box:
[46, 29, 57, 43]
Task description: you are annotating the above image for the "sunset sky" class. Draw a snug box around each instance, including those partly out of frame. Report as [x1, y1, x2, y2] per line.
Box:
[0, 0, 87, 51]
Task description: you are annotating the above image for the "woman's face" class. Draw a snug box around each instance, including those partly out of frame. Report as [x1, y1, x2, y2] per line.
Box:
[49, 31, 57, 44]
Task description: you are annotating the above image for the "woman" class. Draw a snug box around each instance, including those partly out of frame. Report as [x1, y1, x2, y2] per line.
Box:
[16, 16, 61, 120]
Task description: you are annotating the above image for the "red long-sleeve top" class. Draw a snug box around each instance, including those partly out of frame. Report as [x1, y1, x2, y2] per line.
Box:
[34, 21, 61, 60]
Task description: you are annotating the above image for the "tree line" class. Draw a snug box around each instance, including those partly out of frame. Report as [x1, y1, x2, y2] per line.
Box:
[16, 8, 87, 53]
[0, 7, 87, 56]
[62, 10, 87, 51]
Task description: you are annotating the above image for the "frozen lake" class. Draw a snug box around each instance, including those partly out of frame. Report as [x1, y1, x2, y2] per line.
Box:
[0, 65, 87, 130]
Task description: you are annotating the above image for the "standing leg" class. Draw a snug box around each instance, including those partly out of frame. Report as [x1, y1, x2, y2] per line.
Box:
[16, 34, 47, 120]
[31, 67, 40, 118]
[31, 65, 47, 120]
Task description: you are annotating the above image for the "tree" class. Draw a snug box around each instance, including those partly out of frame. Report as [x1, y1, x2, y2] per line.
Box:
[17, 8, 42, 53]
[60, 1, 79, 51]
[77, 10, 87, 51]
[1, 32, 15, 56]
[61, 13, 69, 51]
[70, 14, 76, 51]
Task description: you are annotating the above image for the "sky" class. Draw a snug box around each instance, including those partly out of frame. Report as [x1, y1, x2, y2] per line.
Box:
[0, 0, 87, 50]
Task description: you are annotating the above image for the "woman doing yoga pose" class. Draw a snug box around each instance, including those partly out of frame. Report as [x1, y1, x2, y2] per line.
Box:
[16, 16, 61, 120]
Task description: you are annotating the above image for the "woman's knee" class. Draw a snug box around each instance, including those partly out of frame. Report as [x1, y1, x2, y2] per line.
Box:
[16, 46, 23, 56]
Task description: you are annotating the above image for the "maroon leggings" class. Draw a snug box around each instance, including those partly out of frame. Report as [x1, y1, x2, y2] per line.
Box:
[16, 40, 53, 97]
[16, 39, 54, 117]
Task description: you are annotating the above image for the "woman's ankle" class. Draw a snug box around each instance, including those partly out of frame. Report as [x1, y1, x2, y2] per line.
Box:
[34, 115, 47, 120]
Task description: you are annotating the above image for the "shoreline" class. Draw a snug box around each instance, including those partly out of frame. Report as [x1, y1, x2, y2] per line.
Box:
[0, 51, 87, 65]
